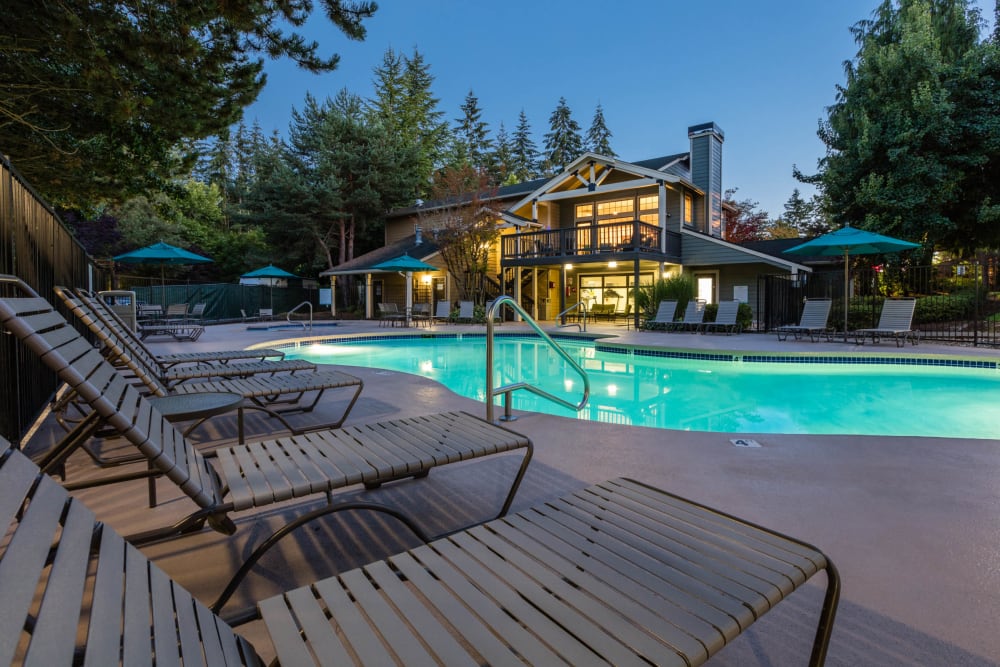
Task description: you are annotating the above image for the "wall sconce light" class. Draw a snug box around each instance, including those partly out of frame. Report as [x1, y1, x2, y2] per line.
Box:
[564, 263, 573, 271]
[421, 273, 432, 284]
[608, 261, 618, 268]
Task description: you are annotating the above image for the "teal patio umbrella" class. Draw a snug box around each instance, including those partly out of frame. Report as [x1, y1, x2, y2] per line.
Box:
[784, 225, 920, 341]
[114, 241, 213, 307]
[371, 254, 438, 326]
[241, 264, 299, 309]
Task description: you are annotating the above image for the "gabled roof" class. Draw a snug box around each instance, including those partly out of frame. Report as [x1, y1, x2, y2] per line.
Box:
[631, 152, 688, 171]
[320, 234, 440, 276]
[388, 178, 548, 218]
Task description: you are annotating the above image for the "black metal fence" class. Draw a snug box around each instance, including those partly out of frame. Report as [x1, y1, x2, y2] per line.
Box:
[1, 155, 108, 445]
[758, 260, 1000, 346]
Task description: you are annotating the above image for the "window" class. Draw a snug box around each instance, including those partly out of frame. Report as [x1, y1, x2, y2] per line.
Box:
[638, 194, 658, 225]
[575, 204, 593, 221]
[597, 199, 634, 217]
[684, 193, 694, 225]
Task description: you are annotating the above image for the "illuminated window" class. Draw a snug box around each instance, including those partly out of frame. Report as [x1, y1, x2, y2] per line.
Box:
[575, 204, 593, 220]
[684, 193, 694, 224]
[639, 195, 658, 210]
[597, 199, 633, 217]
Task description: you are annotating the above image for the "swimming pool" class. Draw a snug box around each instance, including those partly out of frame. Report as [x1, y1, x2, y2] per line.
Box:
[284, 335, 1000, 438]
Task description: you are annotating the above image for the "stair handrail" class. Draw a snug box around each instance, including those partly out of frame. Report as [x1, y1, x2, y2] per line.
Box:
[485, 295, 590, 423]
[286, 301, 313, 330]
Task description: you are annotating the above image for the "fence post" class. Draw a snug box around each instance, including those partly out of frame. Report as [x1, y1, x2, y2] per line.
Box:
[974, 263, 980, 347]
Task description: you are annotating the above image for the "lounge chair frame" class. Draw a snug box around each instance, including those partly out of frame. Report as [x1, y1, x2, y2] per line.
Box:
[776, 298, 835, 342]
[646, 299, 678, 330]
[2, 440, 839, 665]
[671, 299, 707, 332]
[702, 299, 743, 335]
[854, 297, 920, 346]
[0, 287, 533, 593]
[66, 288, 317, 387]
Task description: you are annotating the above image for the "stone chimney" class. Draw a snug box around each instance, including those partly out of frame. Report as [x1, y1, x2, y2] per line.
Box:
[687, 122, 725, 237]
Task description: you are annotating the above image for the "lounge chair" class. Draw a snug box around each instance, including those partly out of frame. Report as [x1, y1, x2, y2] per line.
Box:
[645, 299, 678, 330]
[776, 298, 834, 342]
[75, 289, 285, 367]
[1, 438, 840, 665]
[431, 300, 452, 325]
[457, 300, 475, 323]
[411, 302, 431, 327]
[35, 282, 365, 439]
[257, 307, 273, 321]
[64, 288, 316, 387]
[854, 297, 919, 346]
[0, 287, 533, 548]
[139, 302, 205, 341]
[671, 299, 706, 332]
[485, 298, 504, 325]
[240, 308, 259, 322]
[702, 299, 743, 335]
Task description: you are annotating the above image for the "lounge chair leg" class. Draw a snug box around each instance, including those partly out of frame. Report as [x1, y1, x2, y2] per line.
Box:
[210, 500, 432, 617]
[809, 560, 842, 667]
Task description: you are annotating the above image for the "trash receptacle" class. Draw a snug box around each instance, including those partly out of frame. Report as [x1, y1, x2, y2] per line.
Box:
[98, 290, 137, 331]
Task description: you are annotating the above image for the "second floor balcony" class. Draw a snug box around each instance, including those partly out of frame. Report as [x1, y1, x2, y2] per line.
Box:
[501, 220, 681, 265]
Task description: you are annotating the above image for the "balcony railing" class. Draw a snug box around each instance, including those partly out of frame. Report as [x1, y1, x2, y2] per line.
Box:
[502, 220, 680, 262]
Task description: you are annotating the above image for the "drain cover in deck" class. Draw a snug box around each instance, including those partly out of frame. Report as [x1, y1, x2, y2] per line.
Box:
[730, 438, 761, 448]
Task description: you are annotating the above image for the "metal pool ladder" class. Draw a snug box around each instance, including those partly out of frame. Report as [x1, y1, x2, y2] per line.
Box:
[485, 295, 590, 423]
[287, 301, 313, 330]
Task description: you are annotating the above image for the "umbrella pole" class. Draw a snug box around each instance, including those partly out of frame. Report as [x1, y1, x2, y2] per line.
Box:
[405, 271, 413, 327]
[843, 249, 849, 343]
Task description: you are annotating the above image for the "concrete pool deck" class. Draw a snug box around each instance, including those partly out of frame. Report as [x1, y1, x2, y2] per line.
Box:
[26, 318, 1000, 665]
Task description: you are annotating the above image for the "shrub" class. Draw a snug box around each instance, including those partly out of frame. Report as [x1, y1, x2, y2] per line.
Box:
[635, 275, 695, 321]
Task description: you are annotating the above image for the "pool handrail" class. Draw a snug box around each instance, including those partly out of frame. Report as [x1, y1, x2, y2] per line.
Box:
[485, 295, 590, 423]
[287, 301, 313, 330]
[555, 300, 588, 331]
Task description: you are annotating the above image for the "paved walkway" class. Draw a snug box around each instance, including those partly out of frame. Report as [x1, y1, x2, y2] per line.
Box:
[33, 318, 1000, 665]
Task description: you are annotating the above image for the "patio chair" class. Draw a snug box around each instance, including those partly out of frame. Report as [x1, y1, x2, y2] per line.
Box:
[0, 286, 533, 551]
[48, 285, 363, 436]
[240, 308, 259, 322]
[776, 298, 834, 342]
[854, 297, 920, 346]
[257, 307, 273, 321]
[165, 302, 189, 320]
[411, 302, 431, 327]
[64, 288, 316, 388]
[646, 299, 678, 330]
[188, 302, 207, 323]
[1, 439, 840, 666]
[671, 299, 707, 332]
[702, 299, 743, 335]
[485, 298, 504, 325]
[377, 302, 405, 327]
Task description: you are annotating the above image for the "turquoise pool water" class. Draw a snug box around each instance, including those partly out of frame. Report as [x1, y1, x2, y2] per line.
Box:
[286, 336, 1000, 438]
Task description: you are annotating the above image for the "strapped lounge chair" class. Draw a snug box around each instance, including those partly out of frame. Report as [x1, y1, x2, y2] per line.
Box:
[0, 285, 533, 554]
[671, 299, 706, 332]
[83, 290, 286, 367]
[66, 288, 316, 387]
[2, 438, 840, 665]
[377, 302, 405, 327]
[854, 297, 919, 346]
[457, 300, 475, 323]
[645, 299, 678, 330]
[702, 300, 743, 335]
[431, 300, 452, 325]
[43, 284, 364, 436]
[776, 298, 834, 342]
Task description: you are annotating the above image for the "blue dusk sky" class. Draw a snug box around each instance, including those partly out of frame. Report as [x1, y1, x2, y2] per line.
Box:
[241, 1, 995, 219]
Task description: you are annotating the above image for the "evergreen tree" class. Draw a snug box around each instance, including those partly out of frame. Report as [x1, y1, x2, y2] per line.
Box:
[781, 188, 816, 235]
[453, 90, 493, 171]
[366, 48, 450, 195]
[1, 0, 377, 204]
[491, 122, 513, 185]
[510, 109, 539, 183]
[542, 97, 584, 175]
[798, 0, 999, 256]
[585, 103, 615, 156]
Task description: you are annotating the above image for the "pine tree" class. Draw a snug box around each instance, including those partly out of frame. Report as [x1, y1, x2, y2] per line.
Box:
[782, 188, 814, 235]
[454, 90, 493, 171]
[542, 97, 584, 175]
[402, 49, 451, 190]
[510, 110, 539, 183]
[585, 103, 615, 156]
[490, 122, 512, 185]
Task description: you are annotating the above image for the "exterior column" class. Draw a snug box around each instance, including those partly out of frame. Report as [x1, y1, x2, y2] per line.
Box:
[365, 273, 373, 320]
[532, 267, 539, 320]
[513, 268, 522, 322]
[658, 180, 668, 253]
[330, 276, 337, 317]
[404, 271, 413, 327]
[633, 259, 641, 330]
